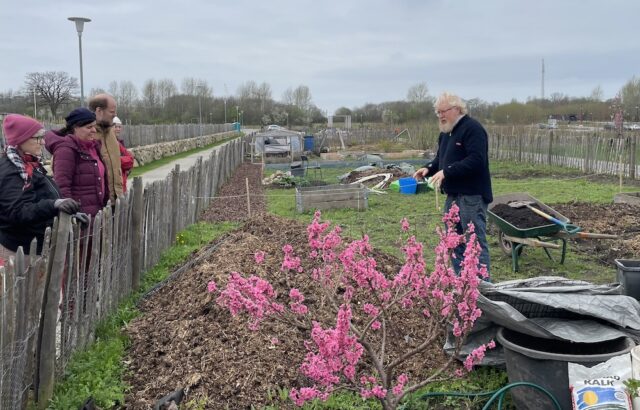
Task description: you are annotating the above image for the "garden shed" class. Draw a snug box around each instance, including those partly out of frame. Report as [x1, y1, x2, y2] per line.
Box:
[251, 129, 303, 161]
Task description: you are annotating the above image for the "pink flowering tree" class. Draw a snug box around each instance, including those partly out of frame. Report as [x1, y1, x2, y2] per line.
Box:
[208, 205, 493, 410]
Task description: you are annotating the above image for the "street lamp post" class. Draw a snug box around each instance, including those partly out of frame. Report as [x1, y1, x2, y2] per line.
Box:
[236, 105, 239, 123]
[224, 99, 227, 123]
[636, 106, 639, 122]
[68, 17, 91, 107]
[33, 87, 37, 119]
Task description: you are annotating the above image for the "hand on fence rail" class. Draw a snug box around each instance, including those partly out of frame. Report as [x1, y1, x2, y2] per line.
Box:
[54, 198, 80, 214]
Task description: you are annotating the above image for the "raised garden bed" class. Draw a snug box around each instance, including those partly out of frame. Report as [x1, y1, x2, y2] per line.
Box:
[614, 192, 640, 206]
[295, 183, 368, 213]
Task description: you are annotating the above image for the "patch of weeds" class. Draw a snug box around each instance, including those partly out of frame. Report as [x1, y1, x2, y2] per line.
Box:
[404, 367, 511, 409]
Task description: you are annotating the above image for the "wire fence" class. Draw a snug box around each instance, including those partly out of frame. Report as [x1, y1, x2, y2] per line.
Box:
[0, 137, 245, 409]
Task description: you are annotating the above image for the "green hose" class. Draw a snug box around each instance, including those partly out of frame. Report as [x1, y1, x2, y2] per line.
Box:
[419, 381, 562, 410]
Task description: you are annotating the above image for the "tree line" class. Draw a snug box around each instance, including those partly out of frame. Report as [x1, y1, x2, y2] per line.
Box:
[2, 73, 640, 127]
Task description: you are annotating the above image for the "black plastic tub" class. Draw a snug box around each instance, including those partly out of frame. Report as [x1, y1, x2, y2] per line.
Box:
[496, 327, 635, 410]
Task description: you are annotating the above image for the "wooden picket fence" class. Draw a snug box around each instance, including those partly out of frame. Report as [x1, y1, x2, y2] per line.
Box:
[121, 123, 235, 148]
[0, 137, 245, 409]
[487, 126, 639, 179]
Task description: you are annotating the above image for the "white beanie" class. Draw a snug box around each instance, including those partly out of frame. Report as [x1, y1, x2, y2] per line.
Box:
[113, 116, 122, 125]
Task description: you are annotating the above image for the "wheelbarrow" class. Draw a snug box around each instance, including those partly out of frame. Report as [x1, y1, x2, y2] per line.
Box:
[489, 193, 568, 272]
[488, 193, 617, 272]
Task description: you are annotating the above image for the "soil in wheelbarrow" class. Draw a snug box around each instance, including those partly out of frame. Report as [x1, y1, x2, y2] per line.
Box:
[123, 162, 458, 409]
[491, 203, 551, 229]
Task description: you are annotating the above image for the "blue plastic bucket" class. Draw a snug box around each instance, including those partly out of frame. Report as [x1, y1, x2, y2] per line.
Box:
[398, 177, 417, 194]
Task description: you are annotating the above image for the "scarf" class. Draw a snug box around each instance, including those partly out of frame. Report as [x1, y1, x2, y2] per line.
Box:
[5, 145, 45, 190]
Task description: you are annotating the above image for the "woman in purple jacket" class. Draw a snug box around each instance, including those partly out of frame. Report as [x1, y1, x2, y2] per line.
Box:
[45, 108, 108, 217]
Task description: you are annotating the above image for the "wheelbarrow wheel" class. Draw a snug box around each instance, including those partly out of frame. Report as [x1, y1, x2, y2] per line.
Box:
[498, 230, 523, 256]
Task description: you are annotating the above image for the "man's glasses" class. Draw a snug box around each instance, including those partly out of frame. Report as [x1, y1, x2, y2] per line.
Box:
[435, 107, 456, 116]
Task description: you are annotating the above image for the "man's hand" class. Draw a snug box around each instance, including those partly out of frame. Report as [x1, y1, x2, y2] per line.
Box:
[413, 167, 429, 180]
[430, 170, 445, 187]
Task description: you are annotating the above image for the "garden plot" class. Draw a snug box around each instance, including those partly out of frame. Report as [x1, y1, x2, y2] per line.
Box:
[121, 162, 640, 408]
[123, 214, 455, 408]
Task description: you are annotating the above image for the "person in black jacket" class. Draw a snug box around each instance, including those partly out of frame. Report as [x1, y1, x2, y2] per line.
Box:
[414, 92, 493, 277]
[0, 114, 80, 261]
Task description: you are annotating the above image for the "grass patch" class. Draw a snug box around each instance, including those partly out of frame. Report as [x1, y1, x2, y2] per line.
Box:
[49, 221, 238, 409]
[129, 134, 240, 178]
[267, 159, 628, 284]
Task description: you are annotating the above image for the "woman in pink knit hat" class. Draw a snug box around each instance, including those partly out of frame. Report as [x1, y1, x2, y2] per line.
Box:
[0, 114, 80, 262]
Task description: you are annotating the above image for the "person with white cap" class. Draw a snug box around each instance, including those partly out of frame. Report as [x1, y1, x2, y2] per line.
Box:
[112, 116, 134, 191]
[0, 114, 80, 260]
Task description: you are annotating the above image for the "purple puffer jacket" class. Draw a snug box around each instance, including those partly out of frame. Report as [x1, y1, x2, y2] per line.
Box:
[45, 130, 108, 216]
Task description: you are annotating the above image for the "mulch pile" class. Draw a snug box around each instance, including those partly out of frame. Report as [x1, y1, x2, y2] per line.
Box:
[123, 162, 454, 409]
[342, 168, 409, 187]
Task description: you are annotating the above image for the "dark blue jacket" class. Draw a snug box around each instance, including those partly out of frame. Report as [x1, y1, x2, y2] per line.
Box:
[424, 115, 493, 203]
[0, 156, 61, 254]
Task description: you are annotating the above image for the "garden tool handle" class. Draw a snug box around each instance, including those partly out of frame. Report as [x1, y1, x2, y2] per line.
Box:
[527, 206, 581, 234]
[574, 232, 618, 239]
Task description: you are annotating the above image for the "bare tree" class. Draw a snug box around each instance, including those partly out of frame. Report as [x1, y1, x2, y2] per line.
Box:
[292, 85, 312, 110]
[142, 79, 159, 111]
[590, 85, 604, 102]
[237, 80, 258, 101]
[406, 82, 430, 103]
[157, 78, 178, 107]
[24, 71, 78, 118]
[256, 82, 272, 112]
[281, 87, 294, 105]
[110, 80, 138, 121]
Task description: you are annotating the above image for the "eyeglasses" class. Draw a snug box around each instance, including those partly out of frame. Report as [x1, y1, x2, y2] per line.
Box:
[31, 136, 43, 143]
[435, 107, 457, 116]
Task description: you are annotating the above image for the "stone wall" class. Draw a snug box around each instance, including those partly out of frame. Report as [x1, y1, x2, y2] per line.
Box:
[129, 131, 238, 166]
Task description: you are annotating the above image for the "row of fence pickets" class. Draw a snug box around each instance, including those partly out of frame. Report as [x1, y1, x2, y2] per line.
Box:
[0, 137, 244, 409]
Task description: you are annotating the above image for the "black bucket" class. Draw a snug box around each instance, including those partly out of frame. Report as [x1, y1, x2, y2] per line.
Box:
[496, 327, 635, 410]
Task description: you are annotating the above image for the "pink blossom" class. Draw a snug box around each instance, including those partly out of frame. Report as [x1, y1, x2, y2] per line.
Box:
[290, 386, 322, 406]
[400, 217, 410, 232]
[371, 321, 381, 330]
[207, 280, 217, 293]
[254, 250, 266, 264]
[362, 303, 379, 317]
[392, 373, 408, 396]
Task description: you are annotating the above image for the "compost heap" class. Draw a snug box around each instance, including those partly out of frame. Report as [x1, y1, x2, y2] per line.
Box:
[124, 214, 457, 408]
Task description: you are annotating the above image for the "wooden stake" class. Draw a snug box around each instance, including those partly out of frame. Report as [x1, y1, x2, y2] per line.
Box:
[246, 177, 251, 217]
[619, 153, 623, 193]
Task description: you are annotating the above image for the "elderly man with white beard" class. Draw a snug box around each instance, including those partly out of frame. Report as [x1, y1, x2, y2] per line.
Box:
[414, 91, 493, 278]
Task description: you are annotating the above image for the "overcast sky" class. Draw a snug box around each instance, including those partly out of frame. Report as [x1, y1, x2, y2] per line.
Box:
[1, 0, 639, 113]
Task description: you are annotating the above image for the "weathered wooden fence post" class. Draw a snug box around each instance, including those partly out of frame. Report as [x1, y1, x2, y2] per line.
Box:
[170, 164, 180, 244]
[547, 129, 554, 166]
[131, 177, 143, 290]
[37, 213, 71, 407]
[630, 134, 637, 179]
